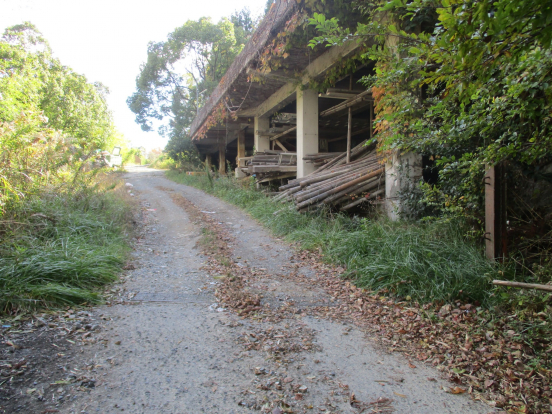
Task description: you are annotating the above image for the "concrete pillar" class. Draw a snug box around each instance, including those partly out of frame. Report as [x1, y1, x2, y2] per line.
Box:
[205, 154, 212, 170]
[235, 129, 246, 178]
[296, 89, 318, 178]
[254, 117, 270, 152]
[236, 130, 245, 164]
[218, 140, 226, 175]
[385, 151, 422, 220]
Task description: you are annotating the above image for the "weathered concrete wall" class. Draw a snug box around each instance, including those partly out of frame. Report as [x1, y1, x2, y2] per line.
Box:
[385, 151, 422, 220]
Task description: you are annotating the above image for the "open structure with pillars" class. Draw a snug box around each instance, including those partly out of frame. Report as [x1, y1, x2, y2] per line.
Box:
[189, 0, 420, 218]
[188, 0, 507, 260]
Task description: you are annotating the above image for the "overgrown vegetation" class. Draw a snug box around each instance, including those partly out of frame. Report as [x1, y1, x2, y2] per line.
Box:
[0, 24, 133, 312]
[308, 0, 552, 272]
[150, 154, 176, 169]
[0, 178, 133, 312]
[127, 9, 258, 167]
[166, 172, 516, 307]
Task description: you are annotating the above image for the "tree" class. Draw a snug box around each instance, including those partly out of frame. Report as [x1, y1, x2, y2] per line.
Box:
[0, 23, 120, 211]
[127, 10, 257, 161]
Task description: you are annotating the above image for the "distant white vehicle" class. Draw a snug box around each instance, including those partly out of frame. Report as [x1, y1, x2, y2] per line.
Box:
[104, 147, 122, 168]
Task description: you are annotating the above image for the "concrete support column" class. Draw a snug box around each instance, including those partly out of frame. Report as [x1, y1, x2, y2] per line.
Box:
[296, 89, 318, 178]
[254, 117, 270, 152]
[236, 130, 246, 164]
[205, 154, 212, 169]
[235, 129, 246, 178]
[218, 140, 226, 175]
[385, 151, 422, 220]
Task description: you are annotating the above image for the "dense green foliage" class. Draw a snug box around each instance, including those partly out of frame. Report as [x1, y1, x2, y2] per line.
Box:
[0, 23, 132, 312]
[127, 10, 257, 163]
[309, 0, 552, 224]
[167, 172, 504, 306]
[0, 23, 121, 213]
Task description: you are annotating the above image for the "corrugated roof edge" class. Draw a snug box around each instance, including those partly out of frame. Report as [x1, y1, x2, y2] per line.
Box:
[189, 0, 297, 139]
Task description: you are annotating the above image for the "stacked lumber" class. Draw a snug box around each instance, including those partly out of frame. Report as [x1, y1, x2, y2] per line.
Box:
[274, 140, 385, 212]
[302, 153, 342, 166]
[246, 150, 296, 166]
[241, 150, 297, 182]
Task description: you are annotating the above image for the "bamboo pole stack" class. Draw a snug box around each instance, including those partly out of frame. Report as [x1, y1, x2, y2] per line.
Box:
[273, 140, 385, 211]
[302, 153, 342, 166]
[241, 150, 298, 183]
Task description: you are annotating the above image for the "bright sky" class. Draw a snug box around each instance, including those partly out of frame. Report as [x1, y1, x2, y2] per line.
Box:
[0, 0, 267, 151]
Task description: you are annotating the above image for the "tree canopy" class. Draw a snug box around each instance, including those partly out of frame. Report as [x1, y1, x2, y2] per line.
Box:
[127, 10, 257, 160]
[0, 23, 119, 212]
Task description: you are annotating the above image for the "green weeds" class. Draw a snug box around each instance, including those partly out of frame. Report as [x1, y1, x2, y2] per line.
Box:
[0, 177, 133, 312]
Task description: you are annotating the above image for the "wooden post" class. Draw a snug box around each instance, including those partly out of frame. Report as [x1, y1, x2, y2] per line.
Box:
[346, 75, 353, 164]
[218, 140, 226, 175]
[484, 163, 507, 261]
[370, 101, 374, 140]
[236, 130, 245, 167]
[346, 109, 352, 164]
[319, 138, 328, 153]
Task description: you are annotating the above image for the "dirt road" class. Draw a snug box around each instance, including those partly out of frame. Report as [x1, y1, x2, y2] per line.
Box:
[61, 167, 490, 414]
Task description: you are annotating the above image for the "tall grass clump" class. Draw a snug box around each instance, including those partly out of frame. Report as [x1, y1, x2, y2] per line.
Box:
[0, 176, 134, 312]
[318, 219, 499, 305]
[166, 172, 506, 306]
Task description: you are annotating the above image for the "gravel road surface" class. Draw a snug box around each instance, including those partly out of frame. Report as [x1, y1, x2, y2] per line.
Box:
[61, 167, 491, 414]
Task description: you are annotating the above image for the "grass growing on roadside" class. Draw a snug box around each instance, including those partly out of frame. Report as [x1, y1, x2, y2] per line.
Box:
[0, 176, 134, 312]
[166, 171, 506, 306]
[150, 154, 176, 169]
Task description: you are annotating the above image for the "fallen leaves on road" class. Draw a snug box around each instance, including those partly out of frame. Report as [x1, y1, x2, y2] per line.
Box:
[291, 249, 551, 413]
[0, 309, 104, 413]
[164, 188, 552, 413]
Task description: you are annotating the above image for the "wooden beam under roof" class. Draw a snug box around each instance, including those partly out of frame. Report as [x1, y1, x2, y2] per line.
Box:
[320, 90, 373, 118]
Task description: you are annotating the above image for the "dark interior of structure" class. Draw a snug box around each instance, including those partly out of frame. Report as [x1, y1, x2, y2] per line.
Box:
[204, 64, 377, 174]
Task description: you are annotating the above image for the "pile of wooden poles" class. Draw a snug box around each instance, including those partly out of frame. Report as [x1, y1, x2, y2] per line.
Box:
[302, 153, 341, 166]
[273, 139, 385, 212]
[245, 150, 297, 166]
[240, 150, 297, 183]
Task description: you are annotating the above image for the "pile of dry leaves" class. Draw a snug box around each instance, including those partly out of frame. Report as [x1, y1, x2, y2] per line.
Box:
[293, 250, 551, 413]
